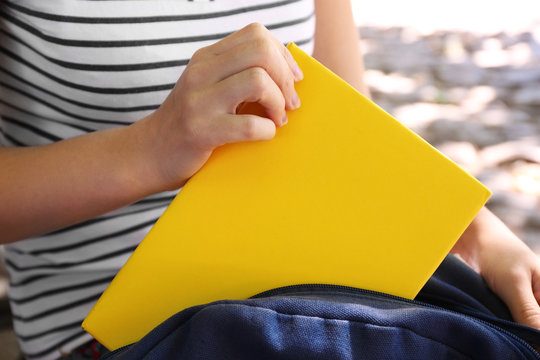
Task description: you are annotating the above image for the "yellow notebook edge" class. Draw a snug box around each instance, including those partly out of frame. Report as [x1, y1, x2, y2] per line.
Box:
[411, 187, 491, 299]
[81, 195, 182, 347]
[287, 42, 493, 299]
[83, 42, 493, 346]
[286, 43, 491, 196]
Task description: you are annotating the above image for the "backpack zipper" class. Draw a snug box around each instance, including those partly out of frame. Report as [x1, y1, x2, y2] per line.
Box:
[101, 283, 540, 359]
[252, 283, 540, 359]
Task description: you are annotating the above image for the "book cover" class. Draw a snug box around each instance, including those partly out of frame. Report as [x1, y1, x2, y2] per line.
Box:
[82, 43, 491, 350]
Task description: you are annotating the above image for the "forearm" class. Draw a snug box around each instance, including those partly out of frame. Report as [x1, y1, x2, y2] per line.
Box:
[312, 0, 370, 96]
[0, 113, 168, 243]
[0, 24, 304, 244]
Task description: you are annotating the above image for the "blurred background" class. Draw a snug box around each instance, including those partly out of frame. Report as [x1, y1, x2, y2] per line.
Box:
[1, 1, 540, 358]
[352, 0, 540, 254]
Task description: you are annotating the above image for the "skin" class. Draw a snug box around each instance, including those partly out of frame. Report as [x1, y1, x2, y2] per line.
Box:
[0, 0, 538, 330]
[452, 208, 540, 329]
[0, 23, 301, 242]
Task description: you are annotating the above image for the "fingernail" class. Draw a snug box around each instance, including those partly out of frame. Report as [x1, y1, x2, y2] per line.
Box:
[292, 62, 303, 81]
[282, 113, 288, 126]
[286, 47, 303, 81]
[291, 91, 301, 109]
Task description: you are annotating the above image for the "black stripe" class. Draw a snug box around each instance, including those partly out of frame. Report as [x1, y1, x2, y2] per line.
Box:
[27, 218, 157, 255]
[5, 0, 303, 23]
[0, 99, 95, 132]
[0, 66, 160, 112]
[0, 81, 131, 125]
[5, 244, 138, 271]
[0, 46, 176, 94]
[0, 126, 26, 146]
[1, 28, 191, 71]
[1, 9, 314, 47]
[12, 293, 101, 322]
[17, 319, 85, 341]
[294, 36, 313, 47]
[9, 274, 51, 288]
[133, 194, 176, 205]
[45, 204, 167, 236]
[2, 115, 62, 142]
[24, 329, 87, 358]
[9, 274, 115, 305]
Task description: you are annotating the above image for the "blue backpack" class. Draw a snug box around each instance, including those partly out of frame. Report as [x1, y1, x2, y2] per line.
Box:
[101, 255, 540, 359]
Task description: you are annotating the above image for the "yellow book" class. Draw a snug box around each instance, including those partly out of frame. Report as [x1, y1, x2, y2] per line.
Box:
[82, 43, 491, 350]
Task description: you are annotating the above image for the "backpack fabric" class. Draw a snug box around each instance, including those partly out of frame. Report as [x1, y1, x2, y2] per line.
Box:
[101, 255, 540, 360]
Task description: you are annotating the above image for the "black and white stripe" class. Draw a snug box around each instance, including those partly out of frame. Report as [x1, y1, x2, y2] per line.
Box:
[1, 0, 315, 359]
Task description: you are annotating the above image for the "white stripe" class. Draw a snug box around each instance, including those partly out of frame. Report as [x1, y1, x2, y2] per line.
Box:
[6, 250, 134, 282]
[2, 1, 315, 358]
[14, 301, 95, 337]
[11, 0, 301, 18]
[14, 2, 312, 41]
[10, 207, 165, 253]
[10, 282, 108, 321]
[8, 270, 116, 299]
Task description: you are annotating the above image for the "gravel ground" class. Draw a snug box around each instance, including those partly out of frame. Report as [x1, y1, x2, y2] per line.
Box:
[1, 23, 539, 360]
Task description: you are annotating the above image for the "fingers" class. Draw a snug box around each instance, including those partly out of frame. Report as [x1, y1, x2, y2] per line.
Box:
[201, 38, 301, 111]
[213, 66, 287, 127]
[533, 268, 540, 304]
[209, 114, 276, 145]
[151, 23, 302, 189]
[202, 22, 303, 82]
[499, 269, 540, 329]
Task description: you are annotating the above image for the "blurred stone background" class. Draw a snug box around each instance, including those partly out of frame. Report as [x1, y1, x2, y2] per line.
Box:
[352, 0, 540, 253]
[361, 26, 540, 253]
[1, 1, 540, 358]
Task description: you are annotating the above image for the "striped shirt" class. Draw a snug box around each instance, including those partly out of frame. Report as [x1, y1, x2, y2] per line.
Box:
[0, 1, 315, 359]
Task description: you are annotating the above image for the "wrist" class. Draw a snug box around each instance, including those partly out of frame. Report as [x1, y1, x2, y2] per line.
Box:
[128, 108, 211, 193]
[451, 207, 491, 271]
[121, 112, 173, 196]
[453, 207, 529, 273]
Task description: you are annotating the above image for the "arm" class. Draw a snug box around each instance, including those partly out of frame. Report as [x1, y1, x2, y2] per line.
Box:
[0, 120, 162, 243]
[312, 0, 370, 96]
[452, 207, 540, 329]
[0, 23, 302, 243]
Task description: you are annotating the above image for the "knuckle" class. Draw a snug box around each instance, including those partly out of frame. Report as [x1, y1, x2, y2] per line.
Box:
[251, 37, 274, 58]
[190, 46, 207, 62]
[247, 67, 268, 95]
[507, 267, 525, 283]
[517, 304, 540, 324]
[182, 63, 204, 88]
[285, 77, 295, 94]
[278, 92, 286, 109]
[246, 22, 267, 37]
[242, 117, 257, 140]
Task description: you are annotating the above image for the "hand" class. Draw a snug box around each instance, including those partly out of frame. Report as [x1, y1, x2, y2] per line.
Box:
[138, 23, 303, 191]
[477, 228, 540, 329]
[453, 208, 540, 329]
